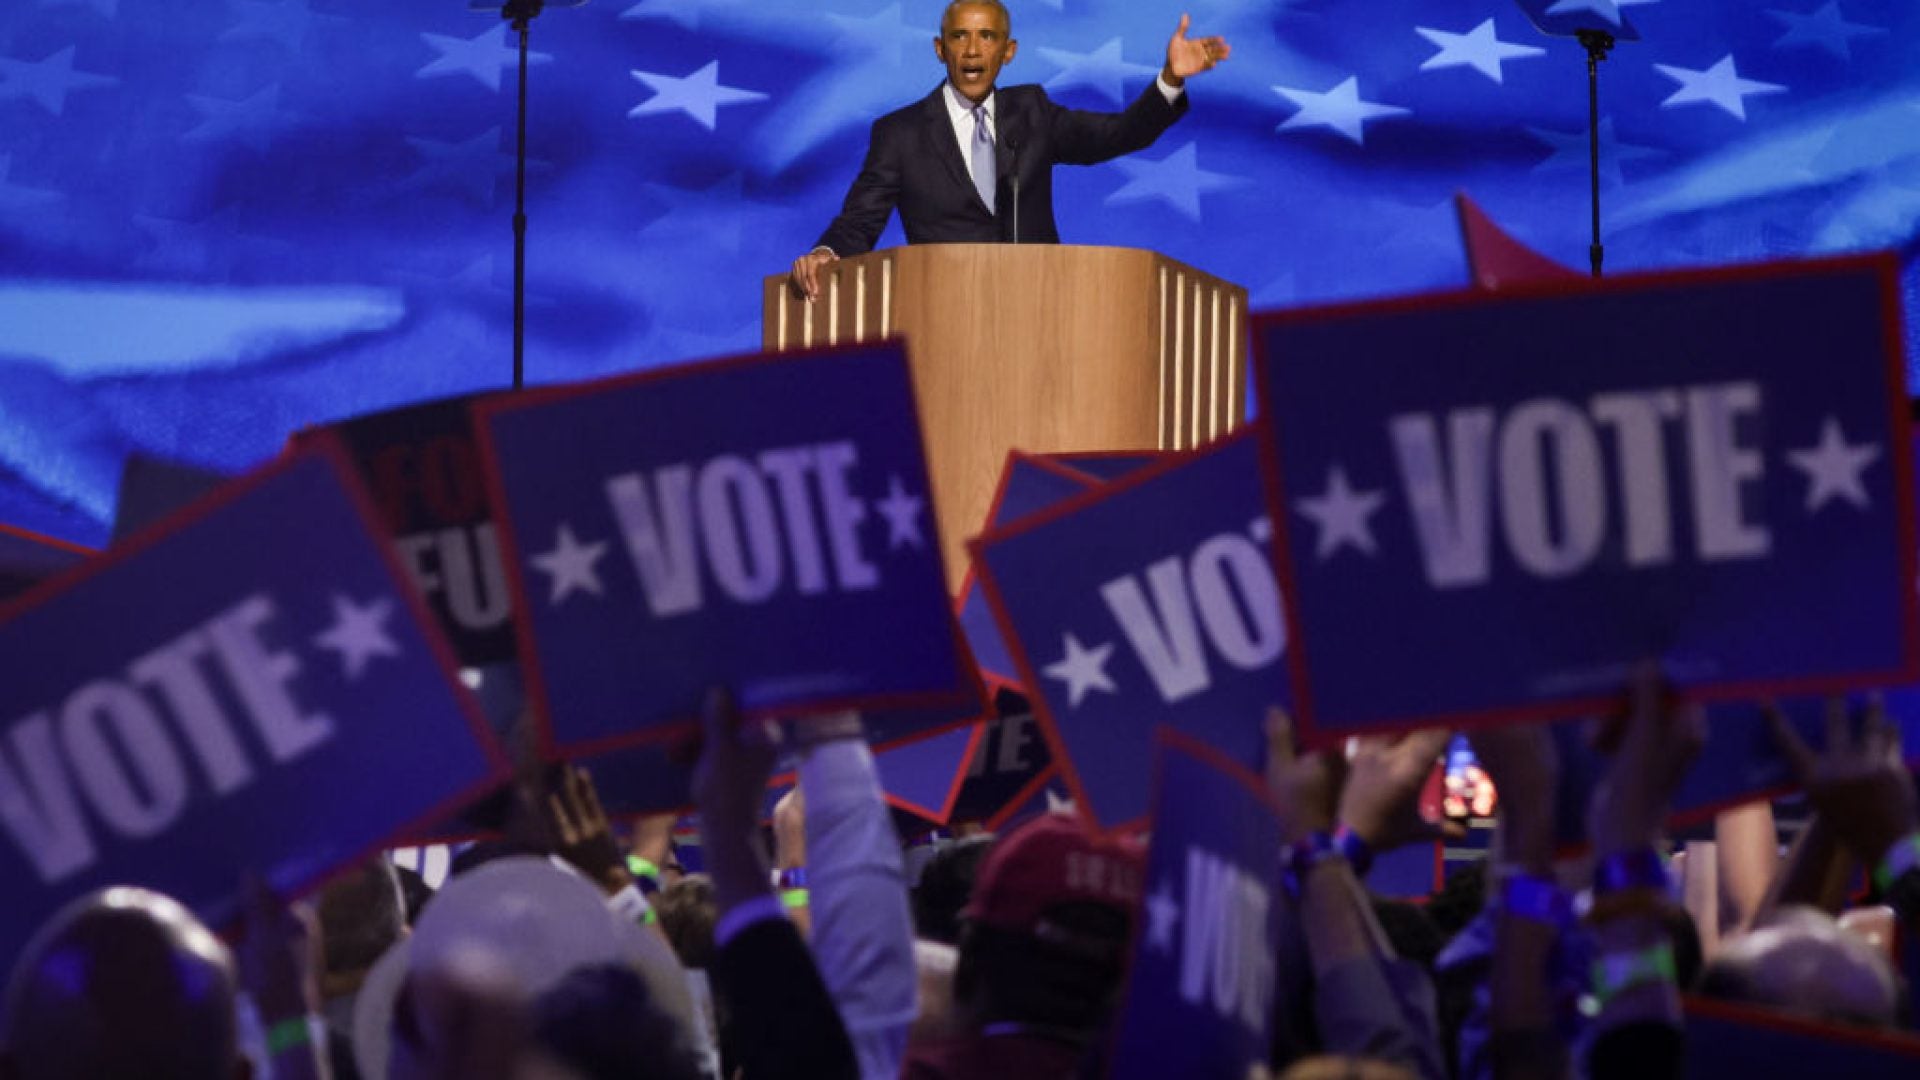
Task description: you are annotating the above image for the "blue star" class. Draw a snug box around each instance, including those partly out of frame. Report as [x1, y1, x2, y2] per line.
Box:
[417, 25, 549, 93]
[1526, 118, 1663, 187]
[1273, 77, 1408, 146]
[0, 154, 62, 212]
[222, 0, 341, 53]
[620, 0, 741, 31]
[1104, 141, 1244, 222]
[1768, 3, 1884, 61]
[828, 4, 928, 68]
[641, 173, 772, 253]
[1415, 19, 1544, 85]
[1654, 55, 1786, 121]
[34, 0, 117, 17]
[183, 84, 288, 153]
[628, 61, 766, 132]
[1038, 37, 1158, 106]
[404, 128, 518, 206]
[0, 46, 118, 116]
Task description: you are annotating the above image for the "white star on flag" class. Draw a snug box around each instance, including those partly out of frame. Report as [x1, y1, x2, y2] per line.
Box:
[1415, 20, 1544, 85]
[1045, 632, 1117, 708]
[1295, 466, 1386, 560]
[1544, 0, 1623, 24]
[532, 523, 609, 604]
[1654, 55, 1787, 121]
[1145, 883, 1181, 953]
[1039, 37, 1158, 105]
[876, 475, 926, 550]
[1787, 417, 1881, 512]
[1272, 77, 1408, 146]
[1768, 3, 1885, 61]
[416, 25, 548, 93]
[629, 61, 767, 131]
[0, 46, 120, 116]
[314, 594, 401, 681]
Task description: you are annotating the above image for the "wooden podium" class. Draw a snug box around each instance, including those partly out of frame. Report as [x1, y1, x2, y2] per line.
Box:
[762, 244, 1247, 590]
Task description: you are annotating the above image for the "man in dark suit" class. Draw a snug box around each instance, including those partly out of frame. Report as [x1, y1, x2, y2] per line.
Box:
[790, 2, 1230, 299]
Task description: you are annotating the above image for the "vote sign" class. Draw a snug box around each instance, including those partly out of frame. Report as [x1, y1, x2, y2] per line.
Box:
[0, 522, 91, 601]
[319, 393, 515, 666]
[957, 453, 1105, 691]
[1108, 730, 1283, 1080]
[477, 343, 970, 755]
[1254, 256, 1918, 741]
[0, 447, 508, 968]
[973, 431, 1288, 829]
[1683, 996, 1920, 1077]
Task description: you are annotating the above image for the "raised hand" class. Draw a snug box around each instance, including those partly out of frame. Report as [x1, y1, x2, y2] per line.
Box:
[1588, 666, 1705, 858]
[1263, 707, 1340, 844]
[1164, 13, 1230, 83]
[1339, 729, 1463, 852]
[539, 763, 631, 895]
[1770, 694, 1919, 866]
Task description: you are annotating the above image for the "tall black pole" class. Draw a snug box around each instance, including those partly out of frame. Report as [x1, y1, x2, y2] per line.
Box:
[509, 5, 535, 389]
[1577, 29, 1613, 279]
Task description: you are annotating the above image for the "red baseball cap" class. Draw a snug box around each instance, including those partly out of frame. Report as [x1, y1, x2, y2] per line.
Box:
[963, 812, 1145, 934]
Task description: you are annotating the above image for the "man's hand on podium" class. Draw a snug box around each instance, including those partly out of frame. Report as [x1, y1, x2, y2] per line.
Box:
[790, 247, 839, 302]
[1162, 13, 1230, 88]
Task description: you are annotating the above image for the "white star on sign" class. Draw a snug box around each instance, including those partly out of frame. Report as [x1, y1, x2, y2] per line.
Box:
[1039, 37, 1158, 106]
[1045, 633, 1117, 709]
[629, 61, 767, 132]
[183, 84, 289, 154]
[532, 523, 609, 605]
[875, 475, 926, 551]
[314, 594, 401, 681]
[417, 25, 548, 93]
[1273, 77, 1408, 146]
[0, 46, 119, 116]
[1654, 55, 1786, 121]
[1145, 883, 1180, 953]
[1787, 417, 1881, 513]
[1295, 466, 1386, 560]
[1415, 20, 1544, 85]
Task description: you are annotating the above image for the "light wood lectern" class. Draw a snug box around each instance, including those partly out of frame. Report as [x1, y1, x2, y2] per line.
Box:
[762, 244, 1247, 591]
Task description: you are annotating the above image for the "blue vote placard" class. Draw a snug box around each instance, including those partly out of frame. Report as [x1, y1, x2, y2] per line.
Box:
[0, 446, 509, 969]
[1108, 729, 1283, 1080]
[949, 705, 1056, 825]
[476, 343, 970, 756]
[315, 392, 515, 667]
[0, 521, 91, 601]
[974, 430, 1288, 829]
[1254, 256, 1919, 742]
[956, 453, 1106, 691]
[1683, 996, 1920, 1078]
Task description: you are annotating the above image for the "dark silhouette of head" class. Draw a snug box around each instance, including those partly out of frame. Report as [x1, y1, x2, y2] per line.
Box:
[1, 887, 246, 1080]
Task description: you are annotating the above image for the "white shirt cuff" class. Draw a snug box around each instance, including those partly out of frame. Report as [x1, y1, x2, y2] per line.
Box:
[1155, 72, 1184, 102]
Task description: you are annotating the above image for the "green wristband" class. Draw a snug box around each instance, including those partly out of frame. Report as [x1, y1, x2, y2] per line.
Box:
[265, 1015, 317, 1056]
[1590, 942, 1677, 1007]
[780, 887, 810, 909]
[1872, 832, 1920, 893]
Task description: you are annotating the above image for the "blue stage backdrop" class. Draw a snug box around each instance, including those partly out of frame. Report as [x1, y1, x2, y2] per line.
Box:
[2, 0, 1917, 547]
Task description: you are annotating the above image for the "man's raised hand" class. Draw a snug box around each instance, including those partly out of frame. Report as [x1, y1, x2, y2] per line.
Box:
[1163, 13, 1230, 85]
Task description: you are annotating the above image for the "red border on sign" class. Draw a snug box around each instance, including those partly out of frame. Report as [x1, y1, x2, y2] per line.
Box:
[968, 427, 1276, 834]
[1247, 253, 1920, 747]
[0, 520, 96, 558]
[1681, 994, 1920, 1058]
[470, 340, 978, 761]
[0, 441, 514, 915]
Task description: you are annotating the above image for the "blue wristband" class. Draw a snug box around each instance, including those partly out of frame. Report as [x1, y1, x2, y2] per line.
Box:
[1500, 871, 1574, 928]
[1593, 848, 1667, 897]
[1331, 824, 1374, 876]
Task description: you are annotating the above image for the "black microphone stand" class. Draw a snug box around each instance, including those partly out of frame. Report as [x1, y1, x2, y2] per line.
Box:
[500, 0, 544, 389]
[1576, 28, 1614, 278]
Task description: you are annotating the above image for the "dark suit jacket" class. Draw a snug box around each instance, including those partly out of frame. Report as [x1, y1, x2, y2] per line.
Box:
[814, 81, 1189, 256]
[712, 915, 860, 1080]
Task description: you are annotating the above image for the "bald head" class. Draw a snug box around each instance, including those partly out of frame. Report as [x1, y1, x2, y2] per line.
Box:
[2, 888, 245, 1080]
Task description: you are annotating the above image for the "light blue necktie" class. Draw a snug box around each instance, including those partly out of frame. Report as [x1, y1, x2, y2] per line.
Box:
[970, 104, 996, 214]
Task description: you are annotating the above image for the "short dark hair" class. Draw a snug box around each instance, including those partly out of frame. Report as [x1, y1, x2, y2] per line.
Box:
[941, 0, 1011, 35]
[318, 858, 406, 977]
[912, 835, 994, 946]
[654, 874, 718, 971]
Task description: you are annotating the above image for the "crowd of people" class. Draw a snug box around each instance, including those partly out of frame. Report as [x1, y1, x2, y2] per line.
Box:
[4, 667, 1920, 1079]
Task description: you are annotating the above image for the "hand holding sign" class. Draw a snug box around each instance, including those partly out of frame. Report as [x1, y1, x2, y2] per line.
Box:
[1769, 696, 1919, 867]
[1589, 669, 1706, 858]
[1261, 708, 1337, 845]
